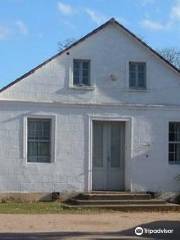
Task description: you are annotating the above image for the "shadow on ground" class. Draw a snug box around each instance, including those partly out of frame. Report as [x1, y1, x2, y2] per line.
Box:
[0, 220, 179, 239]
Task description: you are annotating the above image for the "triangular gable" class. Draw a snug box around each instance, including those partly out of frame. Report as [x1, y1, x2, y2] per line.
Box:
[0, 18, 179, 93]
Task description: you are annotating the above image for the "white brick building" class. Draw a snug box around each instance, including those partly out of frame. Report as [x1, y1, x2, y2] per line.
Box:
[0, 18, 180, 193]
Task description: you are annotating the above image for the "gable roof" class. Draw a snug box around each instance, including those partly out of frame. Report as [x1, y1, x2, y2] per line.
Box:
[0, 18, 179, 93]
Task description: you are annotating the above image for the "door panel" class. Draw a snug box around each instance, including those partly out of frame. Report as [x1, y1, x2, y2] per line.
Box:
[92, 121, 125, 191]
[92, 122, 106, 190]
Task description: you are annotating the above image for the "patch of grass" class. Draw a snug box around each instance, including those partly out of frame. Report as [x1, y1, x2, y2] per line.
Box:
[0, 202, 115, 214]
[0, 202, 65, 214]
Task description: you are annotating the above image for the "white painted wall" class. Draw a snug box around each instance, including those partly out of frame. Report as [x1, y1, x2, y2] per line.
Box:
[0, 21, 180, 193]
[0, 102, 180, 192]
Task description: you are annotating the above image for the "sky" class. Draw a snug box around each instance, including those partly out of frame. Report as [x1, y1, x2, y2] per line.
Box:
[0, 0, 180, 88]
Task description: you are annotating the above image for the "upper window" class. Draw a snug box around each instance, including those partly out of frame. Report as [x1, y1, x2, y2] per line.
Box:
[129, 62, 146, 89]
[27, 118, 51, 163]
[169, 122, 180, 164]
[73, 59, 90, 86]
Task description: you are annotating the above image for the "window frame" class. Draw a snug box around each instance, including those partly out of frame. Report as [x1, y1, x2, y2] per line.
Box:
[129, 62, 147, 90]
[23, 115, 56, 164]
[168, 122, 180, 164]
[73, 59, 91, 87]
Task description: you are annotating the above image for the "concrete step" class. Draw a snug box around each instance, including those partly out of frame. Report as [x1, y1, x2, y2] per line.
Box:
[77, 193, 152, 200]
[66, 203, 180, 211]
[71, 199, 166, 205]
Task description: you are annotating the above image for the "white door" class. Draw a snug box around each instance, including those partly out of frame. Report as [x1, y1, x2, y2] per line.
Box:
[92, 121, 125, 191]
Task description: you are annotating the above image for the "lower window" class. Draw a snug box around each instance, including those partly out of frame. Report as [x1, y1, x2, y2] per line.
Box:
[169, 122, 180, 164]
[27, 118, 51, 163]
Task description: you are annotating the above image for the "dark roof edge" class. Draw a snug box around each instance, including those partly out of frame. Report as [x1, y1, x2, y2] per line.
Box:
[0, 17, 179, 93]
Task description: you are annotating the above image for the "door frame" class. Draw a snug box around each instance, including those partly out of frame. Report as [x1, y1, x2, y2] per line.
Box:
[88, 115, 132, 192]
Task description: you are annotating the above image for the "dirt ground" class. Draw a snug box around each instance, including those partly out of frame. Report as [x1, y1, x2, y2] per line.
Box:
[0, 212, 179, 233]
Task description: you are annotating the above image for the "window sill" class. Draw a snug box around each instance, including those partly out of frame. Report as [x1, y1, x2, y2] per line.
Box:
[169, 161, 180, 165]
[26, 161, 53, 164]
[69, 85, 95, 91]
[127, 88, 149, 93]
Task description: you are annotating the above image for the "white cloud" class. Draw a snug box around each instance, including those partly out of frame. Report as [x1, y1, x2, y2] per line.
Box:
[141, 0, 180, 31]
[141, 19, 166, 30]
[0, 25, 10, 40]
[171, 0, 180, 21]
[16, 20, 28, 35]
[57, 2, 74, 15]
[85, 9, 107, 25]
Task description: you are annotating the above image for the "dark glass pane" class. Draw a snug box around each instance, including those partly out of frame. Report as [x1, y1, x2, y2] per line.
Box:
[169, 122, 180, 141]
[169, 153, 174, 162]
[169, 122, 174, 131]
[83, 68, 89, 76]
[27, 141, 38, 162]
[138, 72, 145, 87]
[38, 142, 50, 156]
[73, 60, 80, 85]
[129, 72, 136, 87]
[83, 76, 89, 85]
[73, 60, 80, 69]
[138, 63, 145, 72]
[169, 133, 175, 141]
[82, 61, 90, 85]
[83, 61, 89, 69]
[169, 143, 175, 152]
[129, 62, 136, 72]
[28, 121, 36, 139]
[111, 124, 121, 168]
[74, 76, 80, 85]
[175, 123, 180, 141]
[93, 122, 103, 167]
[175, 144, 180, 161]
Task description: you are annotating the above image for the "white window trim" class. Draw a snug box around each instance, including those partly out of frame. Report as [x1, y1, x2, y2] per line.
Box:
[23, 114, 56, 164]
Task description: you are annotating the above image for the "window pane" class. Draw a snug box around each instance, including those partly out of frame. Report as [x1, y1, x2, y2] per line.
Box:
[175, 144, 180, 161]
[138, 63, 145, 72]
[73, 60, 80, 85]
[169, 122, 180, 141]
[138, 64, 146, 88]
[129, 72, 136, 87]
[83, 61, 89, 69]
[138, 72, 145, 87]
[169, 143, 175, 152]
[38, 142, 50, 155]
[169, 152, 175, 162]
[27, 141, 38, 162]
[83, 76, 89, 85]
[129, 62, 136, 72]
